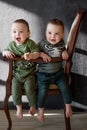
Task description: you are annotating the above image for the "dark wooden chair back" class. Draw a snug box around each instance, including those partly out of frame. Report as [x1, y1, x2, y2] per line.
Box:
[3, 9, 85, 130]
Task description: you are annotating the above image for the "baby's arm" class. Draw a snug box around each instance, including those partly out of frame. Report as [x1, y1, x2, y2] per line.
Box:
[39, 52, 52, 62]
[62, 50, 69, 60]
[3, 50, 16, 59]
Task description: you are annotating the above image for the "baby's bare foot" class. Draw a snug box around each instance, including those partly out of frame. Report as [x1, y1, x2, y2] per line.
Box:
[28, 107, 36, 116]
[16, 105, 23, 119]
[16, 111, 23, 119]
[38, 108, 44, 122]
[65, 104, 72, 117]
[38, 113, 44, 122]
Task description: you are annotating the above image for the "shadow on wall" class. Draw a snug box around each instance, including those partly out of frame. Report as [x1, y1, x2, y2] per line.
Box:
[0, 79, 5, 86]
[1, 0, 87, 30]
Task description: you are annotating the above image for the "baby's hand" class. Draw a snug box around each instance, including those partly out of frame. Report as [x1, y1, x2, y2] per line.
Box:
[23, 52, 32, 60]
[3, 50, 16, 59]
[62, 50, 69, 60]
[40, 52, 51, 62]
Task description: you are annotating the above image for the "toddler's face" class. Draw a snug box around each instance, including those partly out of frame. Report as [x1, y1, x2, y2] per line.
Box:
[12, 23, 30, 45]
[46, 23, 64, 45]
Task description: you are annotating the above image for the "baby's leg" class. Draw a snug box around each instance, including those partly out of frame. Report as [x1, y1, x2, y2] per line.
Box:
[65, 104, 72, 117]
[38, 108, 44, 122]
[16, 105, 23, 119]
[28, 107, 36, 116]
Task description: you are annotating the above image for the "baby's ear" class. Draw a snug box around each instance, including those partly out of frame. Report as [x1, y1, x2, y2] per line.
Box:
[62, 32, 64, 38]
[28, 32, 30, 37]
[61, 32, 64, 38]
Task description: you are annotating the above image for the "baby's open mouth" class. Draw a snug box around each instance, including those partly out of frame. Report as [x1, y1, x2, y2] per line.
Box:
[51, 39, 56, 42]
[16, 37, 21, 42]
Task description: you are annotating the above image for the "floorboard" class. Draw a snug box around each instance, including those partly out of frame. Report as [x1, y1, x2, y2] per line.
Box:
[0, 109, 87, 130]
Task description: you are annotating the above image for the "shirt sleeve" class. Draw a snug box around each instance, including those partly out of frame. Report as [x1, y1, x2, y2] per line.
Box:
[28, 39, 39, 53]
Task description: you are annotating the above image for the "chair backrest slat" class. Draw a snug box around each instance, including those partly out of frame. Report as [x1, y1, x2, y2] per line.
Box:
[64, 9, 85, 77]
[67, 9, 85, 60]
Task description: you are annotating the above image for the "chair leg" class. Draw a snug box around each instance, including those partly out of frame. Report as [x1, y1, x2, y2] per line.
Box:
[64, 105, 71, 130]
[3, 94, 12, 130]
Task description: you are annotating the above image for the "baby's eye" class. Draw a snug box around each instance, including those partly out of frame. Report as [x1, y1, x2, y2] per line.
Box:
[48, 32, 51, 34]
[13, 31, 16, 33]
[20, 31, 24, 33]
[55, 33, 59, 35]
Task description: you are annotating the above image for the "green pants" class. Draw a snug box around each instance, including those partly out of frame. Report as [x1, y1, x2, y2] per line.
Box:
[12, 75, 36, 107]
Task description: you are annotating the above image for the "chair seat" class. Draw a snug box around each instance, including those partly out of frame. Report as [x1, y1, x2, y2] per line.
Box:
[49, 84, 58, 89]
[48, 84, 61, 95]
[22, 84, 60, 96]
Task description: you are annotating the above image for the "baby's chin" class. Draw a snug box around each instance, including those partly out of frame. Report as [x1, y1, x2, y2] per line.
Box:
[15, 41, 23, 45]
[50, 41, 57, 45]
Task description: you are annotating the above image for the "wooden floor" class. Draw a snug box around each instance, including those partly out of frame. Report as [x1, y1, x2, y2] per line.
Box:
[0, 109, 87, 130]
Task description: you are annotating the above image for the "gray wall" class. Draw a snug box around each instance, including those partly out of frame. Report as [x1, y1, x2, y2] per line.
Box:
[0, 0, 87, 109]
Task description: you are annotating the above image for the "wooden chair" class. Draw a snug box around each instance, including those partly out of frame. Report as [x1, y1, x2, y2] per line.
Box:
[3, 9, 85, 130]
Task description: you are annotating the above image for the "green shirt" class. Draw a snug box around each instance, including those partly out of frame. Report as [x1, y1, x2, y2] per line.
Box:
[6, 38, 39, 81]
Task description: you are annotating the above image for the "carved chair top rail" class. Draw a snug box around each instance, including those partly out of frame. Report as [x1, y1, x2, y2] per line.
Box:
[3, 56, 63, 63]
